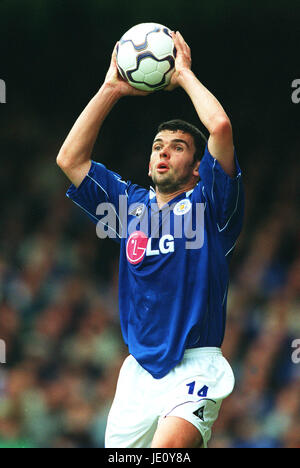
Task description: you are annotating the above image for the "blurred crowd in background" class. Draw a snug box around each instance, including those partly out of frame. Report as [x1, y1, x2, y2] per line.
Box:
[0, 133, 299, 448]
[1, 0, 300, 449]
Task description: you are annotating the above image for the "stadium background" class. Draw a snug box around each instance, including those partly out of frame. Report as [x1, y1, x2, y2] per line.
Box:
[0, 0, 299, 448]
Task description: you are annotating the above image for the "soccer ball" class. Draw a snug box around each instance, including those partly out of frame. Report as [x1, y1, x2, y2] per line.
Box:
[116, 23, 176, 92]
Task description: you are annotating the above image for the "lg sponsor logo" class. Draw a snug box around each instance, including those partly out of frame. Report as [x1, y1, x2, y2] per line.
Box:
[126, 232, 175, 265]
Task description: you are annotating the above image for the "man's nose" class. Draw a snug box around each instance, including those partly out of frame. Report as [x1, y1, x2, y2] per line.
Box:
[159, 147, 170, 159]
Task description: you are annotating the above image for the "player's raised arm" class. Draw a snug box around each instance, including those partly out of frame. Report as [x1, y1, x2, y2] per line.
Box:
[167, 31, 235, 178]
[56, 43, 149, 187]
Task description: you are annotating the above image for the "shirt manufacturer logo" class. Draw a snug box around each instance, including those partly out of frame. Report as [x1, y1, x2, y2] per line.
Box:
[193, 406, 205, 421]
[129, 204, 144, 217]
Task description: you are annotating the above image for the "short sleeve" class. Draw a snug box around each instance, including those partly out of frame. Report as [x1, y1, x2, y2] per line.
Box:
[199, 145, 244, 256]
[66, 161, 133, 242]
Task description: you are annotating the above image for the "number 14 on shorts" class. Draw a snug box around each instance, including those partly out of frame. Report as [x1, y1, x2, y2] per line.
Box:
[186, 381, 209, 397]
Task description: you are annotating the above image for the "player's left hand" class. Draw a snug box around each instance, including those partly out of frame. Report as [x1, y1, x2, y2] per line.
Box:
[164, 31, 192, 92]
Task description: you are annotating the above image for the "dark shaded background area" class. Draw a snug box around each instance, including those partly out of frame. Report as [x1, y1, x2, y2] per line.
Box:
[0, 0, 299, 448]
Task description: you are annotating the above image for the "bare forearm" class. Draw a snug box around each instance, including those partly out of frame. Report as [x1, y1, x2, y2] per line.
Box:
[177, 69, 230, 132]
[57, 83, 121, 170]
[177, 68, 235, 176]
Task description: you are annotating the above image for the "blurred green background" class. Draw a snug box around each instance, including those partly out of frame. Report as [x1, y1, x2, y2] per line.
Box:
[0, 0, 299, 448]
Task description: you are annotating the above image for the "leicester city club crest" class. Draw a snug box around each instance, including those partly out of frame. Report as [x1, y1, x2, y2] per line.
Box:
[174, 198, 192, 216]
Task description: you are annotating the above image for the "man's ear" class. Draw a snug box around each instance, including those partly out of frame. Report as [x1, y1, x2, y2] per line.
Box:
[148, 162, 152, 177]
[192, 160, 200, 178]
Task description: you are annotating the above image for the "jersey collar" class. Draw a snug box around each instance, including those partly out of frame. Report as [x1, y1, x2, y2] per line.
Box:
[148, 186, 195, 209]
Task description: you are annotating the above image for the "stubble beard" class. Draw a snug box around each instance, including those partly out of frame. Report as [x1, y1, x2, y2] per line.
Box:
[151, 171, 190, 194]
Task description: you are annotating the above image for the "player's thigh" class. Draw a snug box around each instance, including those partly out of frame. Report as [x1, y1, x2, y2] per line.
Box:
[105, 355, 159, 448]
[151, 415, 203, 448]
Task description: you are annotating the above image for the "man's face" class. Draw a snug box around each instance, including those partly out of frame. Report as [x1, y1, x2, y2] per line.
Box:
[148, 130, 200, 193]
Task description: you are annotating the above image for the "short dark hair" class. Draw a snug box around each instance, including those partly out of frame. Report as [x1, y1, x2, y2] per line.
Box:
[157, 119, 207, 162]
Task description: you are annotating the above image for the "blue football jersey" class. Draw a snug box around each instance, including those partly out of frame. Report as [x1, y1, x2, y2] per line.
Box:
[66, 145, 244, 378]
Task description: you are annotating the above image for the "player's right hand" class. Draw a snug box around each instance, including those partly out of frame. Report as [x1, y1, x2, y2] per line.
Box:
[104, 43, 150, 97]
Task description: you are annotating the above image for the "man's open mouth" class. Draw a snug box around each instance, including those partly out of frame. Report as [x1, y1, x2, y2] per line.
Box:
[156, 162, 169, 172]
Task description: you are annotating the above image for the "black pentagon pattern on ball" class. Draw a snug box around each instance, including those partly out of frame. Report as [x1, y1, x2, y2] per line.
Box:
[116, 43, 127, 81]
[162, 27, 177, 57]
[120, 25, 160, 52]
[127, 52, 175, 89]
[163, 27, 171, 38]
[117, 63, 127, 82]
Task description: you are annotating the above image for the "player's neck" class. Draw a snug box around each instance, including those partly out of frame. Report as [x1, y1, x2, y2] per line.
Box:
[155, 184, 195, 209]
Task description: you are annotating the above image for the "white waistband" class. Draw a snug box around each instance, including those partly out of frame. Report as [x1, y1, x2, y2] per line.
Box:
[183, 347, 222, 357]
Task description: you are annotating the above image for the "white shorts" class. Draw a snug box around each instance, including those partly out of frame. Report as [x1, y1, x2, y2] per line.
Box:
[105, 347, 234, 448]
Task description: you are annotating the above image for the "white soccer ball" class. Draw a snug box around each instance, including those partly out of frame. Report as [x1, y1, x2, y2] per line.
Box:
[116, 23, 176, 92]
